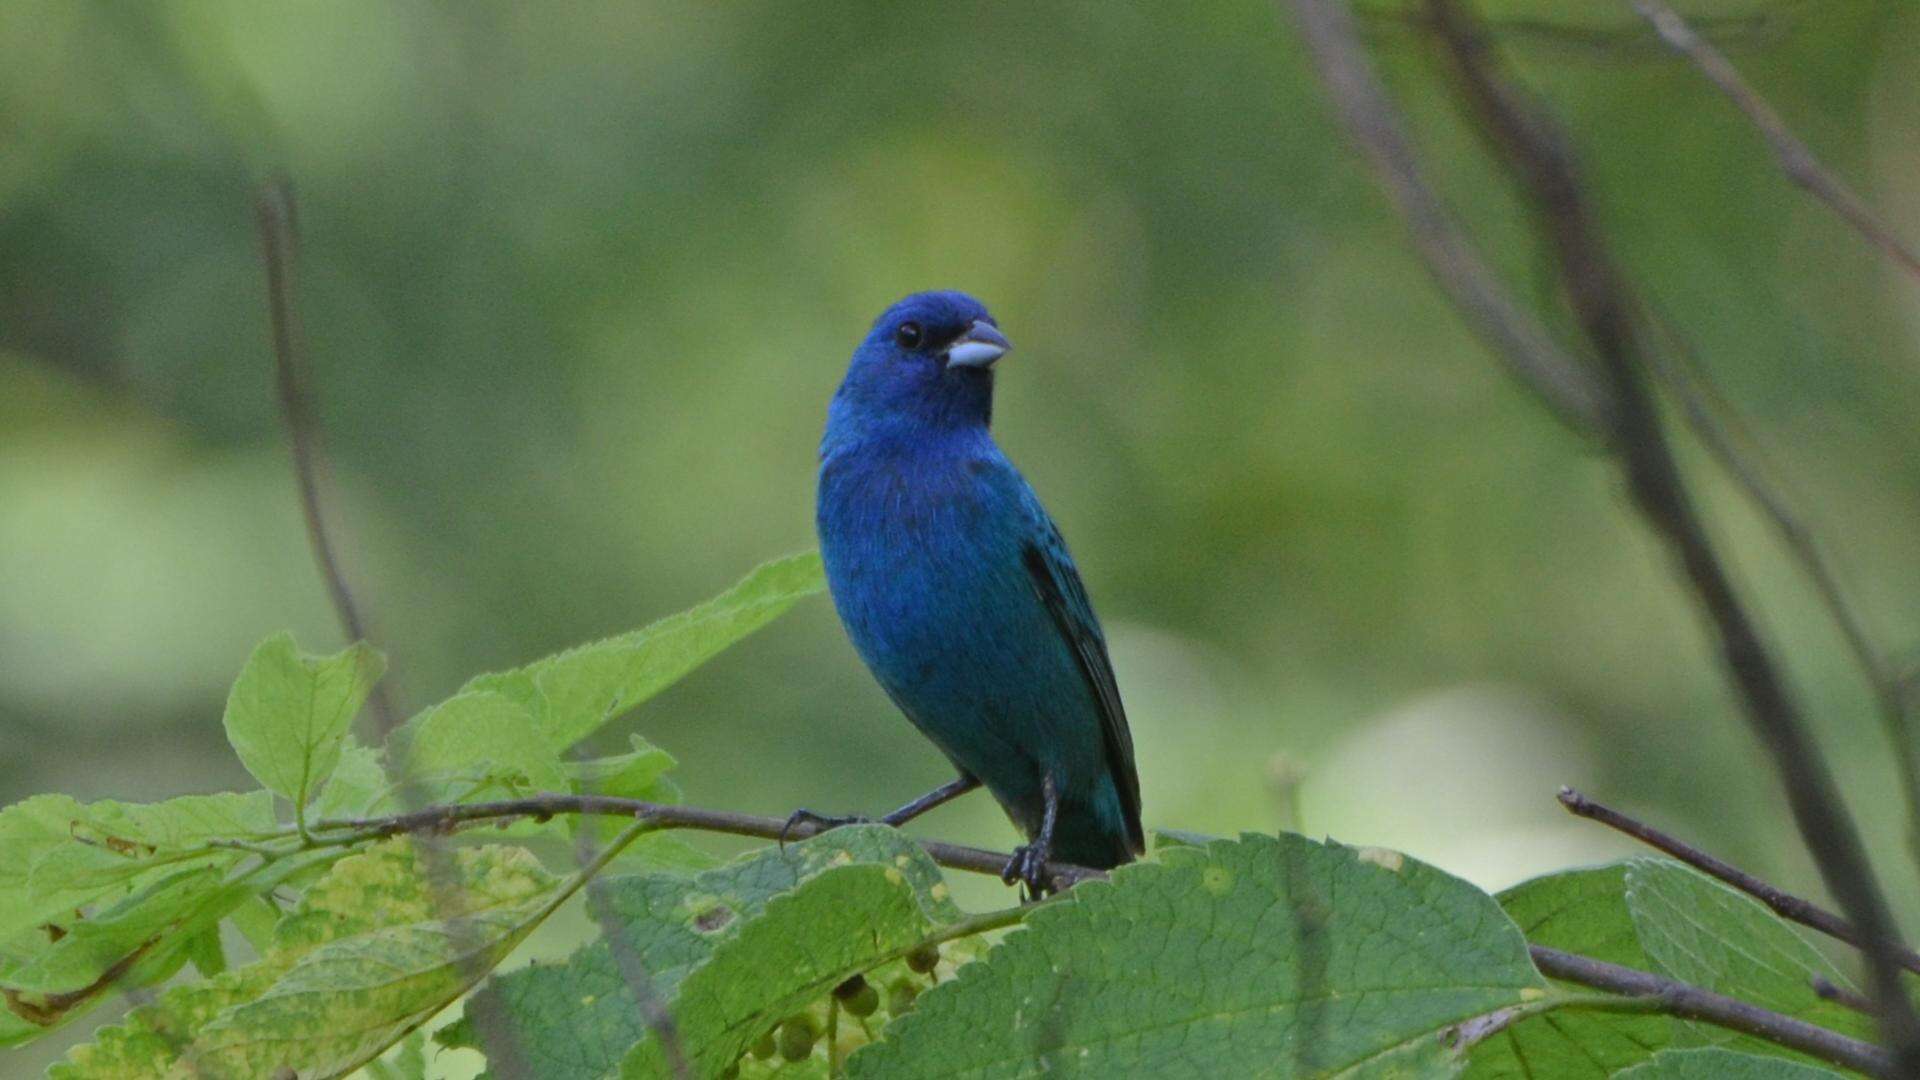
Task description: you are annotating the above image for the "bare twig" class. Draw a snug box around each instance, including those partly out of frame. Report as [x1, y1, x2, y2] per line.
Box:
[1531, 946, 1895, 1076]
[253, 180, 399, 736]
[1814, 975, 1879, 1018]
[1627, 0, 1920, 282]
[314, 793, 1105, 894]
[1284, 0, 1609, 437]
[1359, 3, 1794, 62]
[255, 180, 530, 1078]
[571, 770, 689, 1078]
[1415, 0, 1920, 1063]
[1287, 0, 1920, 1061]
[308, 789, 1895, 1073]
[1643, 310, 1920, 861]
[1559, 787, 1920, 975]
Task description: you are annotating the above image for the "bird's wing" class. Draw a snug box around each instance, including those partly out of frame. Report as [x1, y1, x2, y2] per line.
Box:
[1020, 517, 1145, 856]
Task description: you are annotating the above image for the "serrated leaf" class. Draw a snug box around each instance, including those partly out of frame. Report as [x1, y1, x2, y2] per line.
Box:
[464, 551, 823, 750]
[571, 736, 682, 845]
[364, 1030, 430, 1079]
[0, 791, 275, 959]
[1613, 1047, 1849, 1078]
[185, 902, 543, 1076]
[393, 690, 567, 805]
[570, 736, 678, 802]
[4, 848, 335, 1047]
[53, 841, 554, 1079]
[847, 834, 1546, 1079]
[1466, 864, 1669, 1078]
[454, 825, 951, 1080]
[622, 862, 942, 1077]
[185, 926, 226, 978]
[314, 740, 394, 820]
[222, 632, 386, 808]
[1622, 859, 1874, 1055]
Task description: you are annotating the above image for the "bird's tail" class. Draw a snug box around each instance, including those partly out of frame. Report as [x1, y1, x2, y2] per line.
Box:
[1050, 794, 1139, 871]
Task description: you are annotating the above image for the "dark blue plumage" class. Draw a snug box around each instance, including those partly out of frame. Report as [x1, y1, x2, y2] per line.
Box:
[810, 291, 1143, 890]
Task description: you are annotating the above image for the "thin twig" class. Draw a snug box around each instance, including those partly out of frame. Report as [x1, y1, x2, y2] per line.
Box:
[1414, 0, 1920, 1062]
[1627, 0, 1920, 282]
[1531, 946, 1894, 1076]
[1283, 0, 1610, 437]
[572, 782, 689, 1078]
[1559, 787, 1920, 976]
[253, 180, 399, 736]
[1642, 309, 1920, 862]
[302, 787, 1908, 1073]
[314, 793, 1105, 894]
[1359, 3, 1794, 63]
[1814, 975, 1879, 1019]
[255, 179, 530, 1079]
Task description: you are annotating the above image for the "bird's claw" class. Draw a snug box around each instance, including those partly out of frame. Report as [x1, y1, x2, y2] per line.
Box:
[778, 808, 873, 849]
[1001, 842, 1054, 900]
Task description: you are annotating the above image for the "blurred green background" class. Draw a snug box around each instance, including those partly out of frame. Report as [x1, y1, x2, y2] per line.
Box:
[4, 0, 1920, 1071]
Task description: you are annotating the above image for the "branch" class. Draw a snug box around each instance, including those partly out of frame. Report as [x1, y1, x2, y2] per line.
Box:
[571, 772, 689, 1079]
[253, 179, 399, 736]
[1283, 0, 1610, 437]
[1560, 787, 1920, 976]
[255, 179, 531, 1078]
[315, 794, 1107, 894]
[1531, 945, 1895, 1076]
[1641, 312, 1920, 859]
[1413, 0, 1920, 1062]
[1627, 0, 1920, 282]
[316, 792, 1892, 1072]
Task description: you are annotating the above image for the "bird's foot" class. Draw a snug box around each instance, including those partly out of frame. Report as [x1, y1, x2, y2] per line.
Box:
[1001, 840, 1055, 900]
[779, 808, 873, 849]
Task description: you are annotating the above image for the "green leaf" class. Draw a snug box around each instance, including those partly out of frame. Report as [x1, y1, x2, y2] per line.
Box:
[847, 834, 1546, 1079]
[464, 550, 824, 750]
[222, 632, 386, 809]
[571, 735, 684, 846]
[4, 847, 335, 1047]
[394, 690, 568, 804]
[1466, 864, 1670, 1078]
[0, 790, 276, 953]
[185, 925, 227, 978]
[53, 840, 553, 1078]
[1613, 1047, 1849, 1078]
[364, 1030, 430, 1079]
[187, 903, 544, 1076]
[454, 825, 952, 1080]
[621, 863, 944, 1077]
[313, 739, 395, 820]
[570, 735, 679, 802]
[1622, 859, 1874, 1053]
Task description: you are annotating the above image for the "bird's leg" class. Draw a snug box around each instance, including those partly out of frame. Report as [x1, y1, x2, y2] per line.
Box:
[781, 774, 981, 847]
[880, 774, 981, 827]
[1002, 772, 1060, 899]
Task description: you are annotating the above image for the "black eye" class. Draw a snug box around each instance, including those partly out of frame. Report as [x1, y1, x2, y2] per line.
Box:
[894, 321, 924, 349]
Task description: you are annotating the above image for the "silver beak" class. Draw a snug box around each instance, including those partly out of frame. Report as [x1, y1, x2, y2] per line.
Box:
[944, 320, 1011, 369]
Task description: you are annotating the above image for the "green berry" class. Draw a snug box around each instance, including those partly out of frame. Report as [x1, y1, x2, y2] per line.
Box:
[887, 977, 920, 1016]
[905, 943, 940, 974]
[750, 1029, 776, 1059]
[832, 974, 868, 1000]
[843, 980, 880, 1018]
[778, 1015, 817, 1062]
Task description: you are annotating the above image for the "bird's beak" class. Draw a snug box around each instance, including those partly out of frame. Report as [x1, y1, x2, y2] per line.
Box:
[944, 320, 1011, 369]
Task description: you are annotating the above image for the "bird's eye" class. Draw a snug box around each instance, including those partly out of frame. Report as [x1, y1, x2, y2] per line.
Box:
[894, 321, 924, 349]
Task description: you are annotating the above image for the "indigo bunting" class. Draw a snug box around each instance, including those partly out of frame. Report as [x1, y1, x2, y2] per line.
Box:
[801, 291, 1143, 894]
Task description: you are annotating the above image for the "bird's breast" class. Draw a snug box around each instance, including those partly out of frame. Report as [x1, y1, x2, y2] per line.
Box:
[816, 452, 1025, 668]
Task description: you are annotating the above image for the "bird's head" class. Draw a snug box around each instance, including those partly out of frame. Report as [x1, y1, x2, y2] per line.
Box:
[829, 291, 1011, 437]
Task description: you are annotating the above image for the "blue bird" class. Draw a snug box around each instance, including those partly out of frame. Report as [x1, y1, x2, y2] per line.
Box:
[798, 291, 1143, 894]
